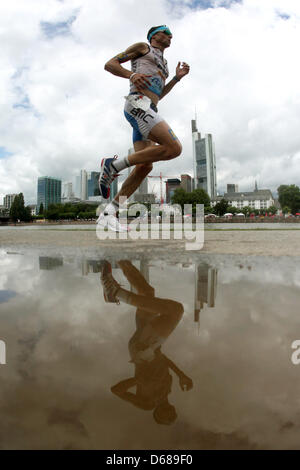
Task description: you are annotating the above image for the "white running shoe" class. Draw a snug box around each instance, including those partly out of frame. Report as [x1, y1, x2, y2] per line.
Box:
[97, 212, 129, 232]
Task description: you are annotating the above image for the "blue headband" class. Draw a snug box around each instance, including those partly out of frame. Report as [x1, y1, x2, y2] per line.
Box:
[147, 26, 172, 42]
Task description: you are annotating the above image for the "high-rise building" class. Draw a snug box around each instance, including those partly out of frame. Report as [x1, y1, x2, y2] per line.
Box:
[37, 177, 61, 212]
[80, 170, 87, 200]
[133, 176, 150, 202]
[227, 184, 239, 194]
[62, 182, 73, 200]
[109, 176, 118, 202]
[181, 174, 192, 193]
[87, 171, 100, 198]
[166, 178, 181, 203]
[4, 194, 17, 210]
[126, 148, 135, 202]
[74, 170, 91, 200]
[74, 175, 81, 198]
[137, 177, 148, 194]
[191, 119, 217, 199]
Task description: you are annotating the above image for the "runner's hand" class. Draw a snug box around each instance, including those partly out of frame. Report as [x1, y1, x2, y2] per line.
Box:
[175, 62, 190, 80]
[130, 73, 151, 91]
[179, 374, 193, 391]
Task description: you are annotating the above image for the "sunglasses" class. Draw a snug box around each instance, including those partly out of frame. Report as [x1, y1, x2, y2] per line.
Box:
[148, 26, 172, 42]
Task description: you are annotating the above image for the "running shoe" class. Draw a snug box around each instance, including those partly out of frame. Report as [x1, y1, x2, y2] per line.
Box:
[98, 156, 119, 199]
[100, 261, 120, 304]
[97, 212, 130, 232]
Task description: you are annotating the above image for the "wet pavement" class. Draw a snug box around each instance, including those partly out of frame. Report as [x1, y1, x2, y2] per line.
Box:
[1, 248, 300, 449]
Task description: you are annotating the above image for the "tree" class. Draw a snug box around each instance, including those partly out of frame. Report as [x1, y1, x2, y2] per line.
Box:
[171, 188, 188, 208]
[241, 206, 252, 216]
[189, 188, 211, 207]
[9, 193, 28, 222]
[43, 202, 98, 220]
[227, 206, 237, 214]
[268, 205, 277, 215]
[282, 206, 290, 214]
[277, 185, 300, 215]
[44, 204, 59, 220]
[39, 203, 44, 215]
[171, 188, 210, 209]
[213, 198, 229, 216]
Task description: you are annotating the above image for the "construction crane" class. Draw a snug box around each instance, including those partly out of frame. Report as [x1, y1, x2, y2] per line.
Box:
[148, 172, 179, 204]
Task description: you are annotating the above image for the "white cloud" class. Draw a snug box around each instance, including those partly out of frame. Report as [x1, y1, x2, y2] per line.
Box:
[1, 0, 300, 204]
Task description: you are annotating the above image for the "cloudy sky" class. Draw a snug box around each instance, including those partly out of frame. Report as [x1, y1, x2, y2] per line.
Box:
[0, 0, 300, 205]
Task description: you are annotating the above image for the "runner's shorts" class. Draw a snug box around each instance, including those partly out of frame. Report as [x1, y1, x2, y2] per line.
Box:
[124, 99, 164, 143]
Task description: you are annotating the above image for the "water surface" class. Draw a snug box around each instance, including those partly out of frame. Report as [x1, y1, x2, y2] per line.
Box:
[0, 250, 300, 449]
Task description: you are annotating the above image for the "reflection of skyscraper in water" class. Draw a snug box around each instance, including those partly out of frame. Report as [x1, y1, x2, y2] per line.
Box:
[140, 259, 149, 283]
[39, 257, 63, 270]
[81, 259, 102, 275]
[194, 263, 217, 326]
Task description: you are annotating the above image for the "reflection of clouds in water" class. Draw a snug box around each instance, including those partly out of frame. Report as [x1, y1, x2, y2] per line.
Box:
[0, 289, 16, 303]
[1, 254, 300, 448]
[219, 259, 300, 287]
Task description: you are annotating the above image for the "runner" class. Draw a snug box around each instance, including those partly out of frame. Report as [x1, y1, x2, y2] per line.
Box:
[98, 25, 190, 231]
[99, 259, 193, 424]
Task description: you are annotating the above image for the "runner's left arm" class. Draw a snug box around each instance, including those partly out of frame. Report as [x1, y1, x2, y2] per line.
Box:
[160, 61, 190, 100]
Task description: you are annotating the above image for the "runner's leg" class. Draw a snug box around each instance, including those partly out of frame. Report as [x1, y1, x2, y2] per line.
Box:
[118, 260, 155, 296]
[114, 141, 154, 204]
[122, 121, 182, 167]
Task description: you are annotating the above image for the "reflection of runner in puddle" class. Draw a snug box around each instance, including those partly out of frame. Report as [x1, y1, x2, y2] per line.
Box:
[100, 260, 193, 425]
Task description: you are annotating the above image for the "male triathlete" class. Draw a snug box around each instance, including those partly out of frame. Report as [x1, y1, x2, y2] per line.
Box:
[99, 259, 193, 424]
[98, 25, 190, 231]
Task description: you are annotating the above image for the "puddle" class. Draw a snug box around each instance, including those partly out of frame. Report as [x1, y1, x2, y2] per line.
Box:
[0, 250, 300, 449]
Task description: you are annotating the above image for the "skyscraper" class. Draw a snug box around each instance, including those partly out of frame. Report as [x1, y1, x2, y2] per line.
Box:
[137, 176, 148, 194]
[80, 169, 87, 200]
[191, 119, 217, 199]
[74, 175, 81, 198]
[4, 194, 17, 210]
[181, 174, 192, 193]
[37, 177, 61, 212]
[227, 184, 239, 194]
[126, 148, 135, 202]
[109, 176, 118, 202]
[166, 178, 181, 203]
[62, 182, 73, 200]
[87, 171, 100, 198]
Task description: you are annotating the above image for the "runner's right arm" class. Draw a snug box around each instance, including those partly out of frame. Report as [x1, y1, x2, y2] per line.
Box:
[104, 42, 151, 90]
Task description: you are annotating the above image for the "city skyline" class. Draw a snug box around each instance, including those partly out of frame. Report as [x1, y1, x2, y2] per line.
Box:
[1, 1, 299, 206]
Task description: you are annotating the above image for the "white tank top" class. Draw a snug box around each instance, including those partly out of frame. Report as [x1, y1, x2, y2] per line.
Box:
[130, 45, 169, 97]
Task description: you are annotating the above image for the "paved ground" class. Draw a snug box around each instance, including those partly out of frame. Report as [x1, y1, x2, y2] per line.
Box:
[1, 228, 300, 257]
